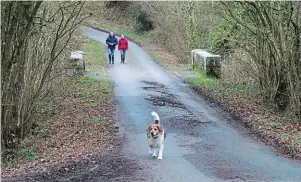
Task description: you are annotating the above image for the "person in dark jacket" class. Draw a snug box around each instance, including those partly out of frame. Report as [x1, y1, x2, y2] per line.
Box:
[118, 34, 129, 64]
[106, 32, 118, 64]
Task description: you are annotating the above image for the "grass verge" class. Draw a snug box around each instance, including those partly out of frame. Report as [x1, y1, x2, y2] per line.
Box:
[187, 72, 301, 160]
[187, 72, 264, 105]
[83, 38, 103, 72]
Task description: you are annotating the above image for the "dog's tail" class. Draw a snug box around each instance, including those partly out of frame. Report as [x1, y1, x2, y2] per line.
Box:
[151, 111, 160, 124]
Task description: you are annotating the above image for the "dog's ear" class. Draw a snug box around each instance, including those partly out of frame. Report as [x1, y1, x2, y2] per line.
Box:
[157, 125, 163, 132]
[147, 126, 151, 131]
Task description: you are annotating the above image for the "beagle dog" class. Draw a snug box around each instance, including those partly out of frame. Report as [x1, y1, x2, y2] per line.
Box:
[147, 111, 166, 160]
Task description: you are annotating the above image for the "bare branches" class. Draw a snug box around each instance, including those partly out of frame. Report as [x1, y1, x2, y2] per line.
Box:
[1, 1, 89, 150]
[222, 1, 301, 117]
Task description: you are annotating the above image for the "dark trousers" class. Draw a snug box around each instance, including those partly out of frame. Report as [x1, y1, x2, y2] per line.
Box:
[120, 50, 126, 63]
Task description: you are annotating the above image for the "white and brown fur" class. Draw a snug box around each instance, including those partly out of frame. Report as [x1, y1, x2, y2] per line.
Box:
[147, 111, 166, 160]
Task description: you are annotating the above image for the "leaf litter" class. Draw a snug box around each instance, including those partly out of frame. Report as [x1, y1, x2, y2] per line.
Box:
[2, 37, 142, 181]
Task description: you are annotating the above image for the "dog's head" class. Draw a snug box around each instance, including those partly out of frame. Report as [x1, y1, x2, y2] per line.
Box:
[147, 124, 163, 139]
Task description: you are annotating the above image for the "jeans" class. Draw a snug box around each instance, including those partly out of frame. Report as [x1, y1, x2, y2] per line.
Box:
[120, 50, 126, 56]
[108, 48, 115, 55]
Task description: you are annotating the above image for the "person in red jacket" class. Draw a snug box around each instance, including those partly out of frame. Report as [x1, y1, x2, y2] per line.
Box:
[118, 34, 129, 64]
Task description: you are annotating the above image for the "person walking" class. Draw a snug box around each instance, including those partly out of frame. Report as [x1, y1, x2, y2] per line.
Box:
[118, 34, 129, 64]
[106, 31, 118, 64]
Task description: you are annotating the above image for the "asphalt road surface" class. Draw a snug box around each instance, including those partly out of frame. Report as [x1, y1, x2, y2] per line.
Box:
[81, 26, 301, 182]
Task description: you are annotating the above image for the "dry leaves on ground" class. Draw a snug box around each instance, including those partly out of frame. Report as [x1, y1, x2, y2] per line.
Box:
[192, 86, 301, 160]
[2, 76, 116, 177]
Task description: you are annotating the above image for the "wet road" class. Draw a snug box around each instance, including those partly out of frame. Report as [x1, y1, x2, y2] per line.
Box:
[82, 27, 301, 182]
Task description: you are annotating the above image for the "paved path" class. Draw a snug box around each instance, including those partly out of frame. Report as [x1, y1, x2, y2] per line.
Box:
[82, 26, 301, 182]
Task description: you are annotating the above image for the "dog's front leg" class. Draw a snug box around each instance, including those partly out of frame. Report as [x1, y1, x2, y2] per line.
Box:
[152, 148, 158, 158]
[158, 145, 164, 160]
[149, 147, 153, 156]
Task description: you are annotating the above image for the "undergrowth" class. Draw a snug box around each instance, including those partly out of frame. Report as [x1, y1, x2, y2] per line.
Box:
[1, 36, 111, 168]
[187, 70, 264, 105]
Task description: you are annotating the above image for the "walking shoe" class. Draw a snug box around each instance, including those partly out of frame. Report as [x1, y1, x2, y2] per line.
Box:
[122, 55, 125, 64]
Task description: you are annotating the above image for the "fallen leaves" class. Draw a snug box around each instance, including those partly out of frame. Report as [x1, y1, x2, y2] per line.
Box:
[191, 85, 301, 160]
[2, 41, 117, 177]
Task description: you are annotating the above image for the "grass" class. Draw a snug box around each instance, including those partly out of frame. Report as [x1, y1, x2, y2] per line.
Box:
[187, 69, 220, 94]
[39, 99, 54, 107]
[89, 116, 106, 124]
[187, 74, 217, 89]
[2, 144, 37, 167]
[264, 122, 283, 129]
[81, 37, 112, 105]
[74, 76, 99, 87]
[280, 133, 289, 138]
[280, 133, 301, 144]
[85, 100, 99, 107]
[149, 51, 168, 63]
[187, 68, 264, 104]
[149, 51, 177, 70]
[293, 135, 301, 143]
[28, 134, 43, 143]
[17, 147, 37, 161]
[102, 78, 112, 96]
[2, 160, 19, 168]
[83, 38, 103, 69]
[71, 76, 109, 107]
[85, 89, 103, 97]
[82, 36, 113, 98]
[87, 67, 103, 72]
[100, 67, 112, 96]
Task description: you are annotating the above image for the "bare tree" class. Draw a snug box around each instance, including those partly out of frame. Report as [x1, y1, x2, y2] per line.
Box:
[136, 1, 219, 62]
[221, 1, 301, 118]
[1, 1, 89, 151]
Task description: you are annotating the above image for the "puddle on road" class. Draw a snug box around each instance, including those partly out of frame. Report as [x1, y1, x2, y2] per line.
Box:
[141, 80, 212, 137]
[145, 95, 186, 109]
[141, 80, 186, 109]
[141, 80, 165, 88]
